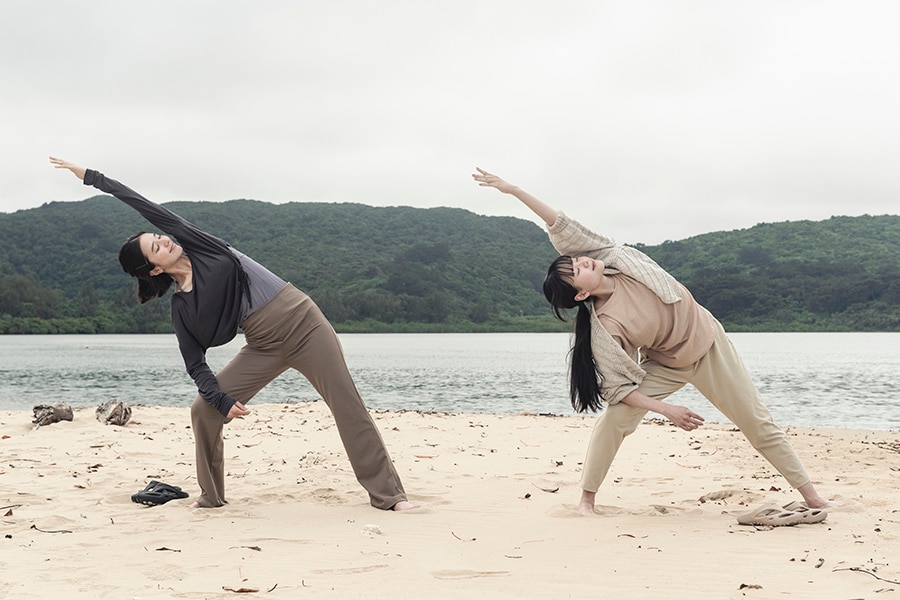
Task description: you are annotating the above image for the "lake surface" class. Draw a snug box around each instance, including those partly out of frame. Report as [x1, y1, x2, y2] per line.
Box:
[0, 332, 897, 430]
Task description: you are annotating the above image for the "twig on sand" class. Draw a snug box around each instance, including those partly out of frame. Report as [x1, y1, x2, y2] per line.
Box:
[29, 524, 72, 534]
[832, 567, 900, 585]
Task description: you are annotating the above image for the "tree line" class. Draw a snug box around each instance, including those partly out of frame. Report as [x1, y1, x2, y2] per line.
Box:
[1, 195, 898, 333]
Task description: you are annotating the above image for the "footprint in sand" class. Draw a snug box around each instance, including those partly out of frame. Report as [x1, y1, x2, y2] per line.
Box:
[698, 489, 738, 502]
[312, 564, 389, 575]
[546, 503, 633, 517]
[645, 504, 704, 516]
[407, 493, 452, 506]
[431, 570, 510, 580]
[546, 504, 587, 518]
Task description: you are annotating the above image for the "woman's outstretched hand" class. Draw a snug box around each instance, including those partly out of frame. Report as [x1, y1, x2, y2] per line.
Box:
[621, 391, 705, 432]
[471, 166, 559, 226]
[472, 167, 517, 194]
[49, 156, 86, 181]
[665, 404, 705, 432]
[227, 401, 251, 419]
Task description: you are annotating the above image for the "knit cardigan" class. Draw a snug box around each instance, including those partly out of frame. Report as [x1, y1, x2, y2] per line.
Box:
[547, 212, 683, 405]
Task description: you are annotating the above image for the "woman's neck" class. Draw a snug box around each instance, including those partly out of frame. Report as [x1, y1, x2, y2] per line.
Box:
[589, 273, 616, 300]
[167, 256, 193, 292]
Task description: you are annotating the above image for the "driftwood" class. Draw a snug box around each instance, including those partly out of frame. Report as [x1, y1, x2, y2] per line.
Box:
[32, 403, 73, 429]
[95, 400, 132, 426]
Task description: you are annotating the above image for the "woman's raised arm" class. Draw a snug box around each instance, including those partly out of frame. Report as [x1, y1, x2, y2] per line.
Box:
[472, 167, 559, 226]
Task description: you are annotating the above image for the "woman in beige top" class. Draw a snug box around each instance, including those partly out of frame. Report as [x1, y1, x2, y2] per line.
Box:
[473, 168, 836, 516]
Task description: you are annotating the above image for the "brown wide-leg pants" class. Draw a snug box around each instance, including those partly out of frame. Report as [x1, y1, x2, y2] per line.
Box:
[190, 284, 407, 509]
[581, 321, 811, 493]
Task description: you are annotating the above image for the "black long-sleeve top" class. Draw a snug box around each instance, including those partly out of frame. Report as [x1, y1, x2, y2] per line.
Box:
[84, 170, 248, 416]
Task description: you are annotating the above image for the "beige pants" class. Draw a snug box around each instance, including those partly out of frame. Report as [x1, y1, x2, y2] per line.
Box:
[190, 284, 407, 509]
[581, 321, 811, 492]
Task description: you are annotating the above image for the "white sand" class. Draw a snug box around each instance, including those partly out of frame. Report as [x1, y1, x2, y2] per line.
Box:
[2, 403, 898, 599]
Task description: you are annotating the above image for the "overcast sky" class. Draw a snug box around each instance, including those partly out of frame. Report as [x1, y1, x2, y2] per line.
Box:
[3, 0, 898, 245]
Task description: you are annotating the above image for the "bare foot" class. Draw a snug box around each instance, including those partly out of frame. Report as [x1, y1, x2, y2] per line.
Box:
[797, 482, 841, 509]
[577, 489, 597, 516]
[188, 501, 201, 509]
[392, 500, 418, 511]
[577, 503, 597, 516]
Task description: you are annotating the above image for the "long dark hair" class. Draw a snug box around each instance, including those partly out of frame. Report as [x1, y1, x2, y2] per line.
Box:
[118, 232, 174, 304]
[542, 255, 602, 413]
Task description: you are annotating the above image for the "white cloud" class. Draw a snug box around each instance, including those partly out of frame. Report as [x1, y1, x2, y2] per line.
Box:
[3, 0, 898, 245]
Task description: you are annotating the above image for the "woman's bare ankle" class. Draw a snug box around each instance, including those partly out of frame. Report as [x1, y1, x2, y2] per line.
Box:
[797, 482, 840, 509]
[578, 490, 597, 515]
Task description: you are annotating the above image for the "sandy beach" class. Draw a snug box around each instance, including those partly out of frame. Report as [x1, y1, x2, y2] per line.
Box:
[1, 402, 898, 599]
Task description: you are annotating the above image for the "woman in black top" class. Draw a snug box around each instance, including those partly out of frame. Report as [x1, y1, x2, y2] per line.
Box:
[51, 157, 414, 511]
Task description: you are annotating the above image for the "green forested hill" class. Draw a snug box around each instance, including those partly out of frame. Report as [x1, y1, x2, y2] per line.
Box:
[637, 214, 900, 331]
[1, 196, 898, 333]
[0, 196, 562, 333]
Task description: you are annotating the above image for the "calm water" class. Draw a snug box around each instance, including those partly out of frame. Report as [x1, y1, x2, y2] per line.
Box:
[0, 333, 897, 430]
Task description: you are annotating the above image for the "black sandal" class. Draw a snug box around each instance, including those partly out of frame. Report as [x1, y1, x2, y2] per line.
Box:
[131, 481, 189, 506]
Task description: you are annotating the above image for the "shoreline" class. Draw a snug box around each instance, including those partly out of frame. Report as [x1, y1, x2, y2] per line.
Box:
[2, 403, 898, 598]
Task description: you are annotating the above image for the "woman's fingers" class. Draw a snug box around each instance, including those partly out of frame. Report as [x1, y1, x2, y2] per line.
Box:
[49, 156, 86, 180]
[679, 410, 704, 431]
[472, 167, 508, 190]
[227, 402, 252, 419]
